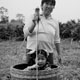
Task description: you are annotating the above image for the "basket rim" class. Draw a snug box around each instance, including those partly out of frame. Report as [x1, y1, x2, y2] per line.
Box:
[10, 72, 59, 79]
[10, 65, 60, 79]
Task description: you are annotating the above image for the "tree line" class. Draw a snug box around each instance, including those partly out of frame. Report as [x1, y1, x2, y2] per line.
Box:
[0, 19, 80, 41]
[0, 6, 80, 41]
[0, 21, 24, 41]
[0, 6, 25, 41]
[60, 19, 80, 41]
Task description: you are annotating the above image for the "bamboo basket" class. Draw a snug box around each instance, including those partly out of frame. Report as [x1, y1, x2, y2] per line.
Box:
[10, 63, 61, 80]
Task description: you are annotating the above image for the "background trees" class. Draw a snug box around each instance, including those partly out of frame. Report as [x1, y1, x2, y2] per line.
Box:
[59, 19, 80, 41]
[0, 18, 80, 41]
[0, 6, 80, 41]
[0, 7, 24, 41]
[16, 13, 25, 23]
[0, 7, 9, 23]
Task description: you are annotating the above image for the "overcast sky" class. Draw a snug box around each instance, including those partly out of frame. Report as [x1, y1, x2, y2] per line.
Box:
[0, 0, 80, 23]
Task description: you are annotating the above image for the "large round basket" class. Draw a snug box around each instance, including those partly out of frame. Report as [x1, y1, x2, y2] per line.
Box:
[10, 63, 60, 80]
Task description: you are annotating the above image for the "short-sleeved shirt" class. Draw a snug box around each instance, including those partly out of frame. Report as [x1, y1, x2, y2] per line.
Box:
[23, 14, 60, 53]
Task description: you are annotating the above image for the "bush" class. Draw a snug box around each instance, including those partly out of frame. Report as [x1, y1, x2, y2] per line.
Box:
[0, 19, 80, 41]
[59, 20, 80, 41]
[0, 23, 24, 41]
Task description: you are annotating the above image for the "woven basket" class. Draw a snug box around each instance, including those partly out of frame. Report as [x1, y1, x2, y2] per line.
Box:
[10, 63, 60, 80]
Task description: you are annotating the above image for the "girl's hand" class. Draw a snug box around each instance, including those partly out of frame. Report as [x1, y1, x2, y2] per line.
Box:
[28, 64, 38, 69]
[45, 67, 51, 70]
[23, 64, 38, 71]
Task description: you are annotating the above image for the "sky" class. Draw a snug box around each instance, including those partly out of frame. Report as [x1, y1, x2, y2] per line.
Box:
[0, 0, 80, 23]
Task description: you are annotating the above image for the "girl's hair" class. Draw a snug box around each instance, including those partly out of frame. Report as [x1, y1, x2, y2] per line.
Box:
[31, 49, 48, 62]
[41, 0, 56, 6]
[38, 49, 48, 58]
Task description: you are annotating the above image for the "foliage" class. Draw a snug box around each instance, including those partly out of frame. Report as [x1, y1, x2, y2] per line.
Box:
[16, 13, 25, 22]
[0, 21, 24, 41]
[0, 6, 9, 23]
[59, 19, 80, 41]
[0, 19, 80, 41]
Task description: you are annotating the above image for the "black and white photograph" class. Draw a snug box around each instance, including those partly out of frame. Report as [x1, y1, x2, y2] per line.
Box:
[0, 0, 80, 80]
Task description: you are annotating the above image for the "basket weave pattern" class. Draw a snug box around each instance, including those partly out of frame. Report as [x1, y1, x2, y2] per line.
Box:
[10, 65, 59, 79]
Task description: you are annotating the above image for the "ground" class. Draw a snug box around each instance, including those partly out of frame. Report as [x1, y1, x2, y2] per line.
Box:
[0, 39, 80, 80]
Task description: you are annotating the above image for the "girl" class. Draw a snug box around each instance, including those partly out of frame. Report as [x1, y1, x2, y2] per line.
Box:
[23, 49, 55, 71]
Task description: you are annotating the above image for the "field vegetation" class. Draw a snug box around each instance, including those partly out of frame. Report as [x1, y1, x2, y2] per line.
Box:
[0, 39, 80, 80]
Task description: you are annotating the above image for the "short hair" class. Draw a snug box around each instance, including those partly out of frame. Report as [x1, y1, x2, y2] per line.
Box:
[38, 49, 48, 58]
[41, 0, 56, 6]
[32, 50, 48, 59]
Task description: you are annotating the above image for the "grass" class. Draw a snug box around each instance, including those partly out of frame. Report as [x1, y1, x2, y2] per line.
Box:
[0, 39, 80, 80]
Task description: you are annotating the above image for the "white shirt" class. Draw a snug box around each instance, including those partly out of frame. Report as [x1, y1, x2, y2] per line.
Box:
[23, 15, 60, 53]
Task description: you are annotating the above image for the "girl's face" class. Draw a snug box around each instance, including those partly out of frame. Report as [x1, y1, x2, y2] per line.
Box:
[41, 2, 54, 17]
[35, 54, 47, 67]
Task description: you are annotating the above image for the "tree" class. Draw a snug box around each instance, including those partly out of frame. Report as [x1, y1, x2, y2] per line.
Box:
[16, 13, 25, 23]
[0, 6, 8, 23]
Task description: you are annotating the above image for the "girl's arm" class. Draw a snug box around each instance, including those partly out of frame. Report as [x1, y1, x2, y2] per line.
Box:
[23, 64, 38, 71]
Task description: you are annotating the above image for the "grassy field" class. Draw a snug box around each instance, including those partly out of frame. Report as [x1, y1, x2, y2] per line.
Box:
[0, 39, 80, 80]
